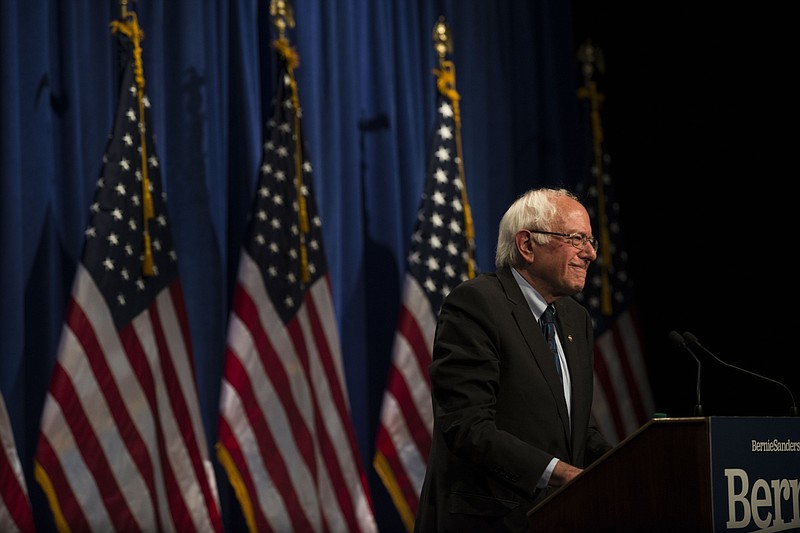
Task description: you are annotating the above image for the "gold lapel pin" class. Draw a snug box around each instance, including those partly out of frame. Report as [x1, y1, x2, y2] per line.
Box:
[567, 335, 573, 342]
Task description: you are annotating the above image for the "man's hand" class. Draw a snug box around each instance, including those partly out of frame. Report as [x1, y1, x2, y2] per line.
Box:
[549, 460, 583, 487]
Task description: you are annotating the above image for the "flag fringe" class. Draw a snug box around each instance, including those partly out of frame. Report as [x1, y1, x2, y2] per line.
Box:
[373, 451, 414, 533]
[34, 461, 70, 533]
[215, 443, 257, 533]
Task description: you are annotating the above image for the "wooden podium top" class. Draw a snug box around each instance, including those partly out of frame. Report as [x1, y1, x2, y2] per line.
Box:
[527, 417, 712, 532]
[529, 416, 800, 532]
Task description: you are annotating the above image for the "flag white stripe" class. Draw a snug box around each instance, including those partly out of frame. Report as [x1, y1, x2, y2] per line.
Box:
[386, 331, 431, 482]
[0, 509, 21, 533]
[1, 395, 28, 498]
[223, 239, 375, 532]
[596, 332, 638, 435]
[155, 288, 211, 460]
[397, 275, 437, 426]
[1, 392, 31, 533]
[400, 274, 438, 351]
[616, 310, 655, 414]
[379, 393, 427, 494]
[218, 379, 293, 532]
[229, 252, 346, 529]
[218, 48, 376, 530]
[302, 280, 371, 531]
[316, 445, 345, 532]
[386, 335, 430, 486]
[41, 263, 218, 531]
[236, 253, 321, 518]
[309, 279, 349, 405]
[230, 311, 320, 528]
[147, 289, 218, 532]
[301, 283, 360, 476]
[39, 388, 117, 528]
[71, 267, 159, 474]
[378, 275, 437, 494]
[58, 269, 153, 528]
[590, 375, 620, 444]
[243, 256, 316, 435]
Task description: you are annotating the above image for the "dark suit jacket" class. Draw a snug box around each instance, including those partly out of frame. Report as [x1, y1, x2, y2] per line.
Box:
[414, 266, 612, 533]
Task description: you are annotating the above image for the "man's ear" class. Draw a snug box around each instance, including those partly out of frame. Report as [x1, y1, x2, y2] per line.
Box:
[515, 230, 535, 263]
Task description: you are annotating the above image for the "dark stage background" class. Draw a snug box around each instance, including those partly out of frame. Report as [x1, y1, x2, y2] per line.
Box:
[572, 3, 798, 419]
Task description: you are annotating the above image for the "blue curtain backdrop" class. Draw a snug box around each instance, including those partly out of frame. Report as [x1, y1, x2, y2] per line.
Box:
[1, 1, 583, 530]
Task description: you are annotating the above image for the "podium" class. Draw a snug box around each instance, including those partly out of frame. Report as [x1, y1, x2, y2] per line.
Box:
[527, 417, 800, 532]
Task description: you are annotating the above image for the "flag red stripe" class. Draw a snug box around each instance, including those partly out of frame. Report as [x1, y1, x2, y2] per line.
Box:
[374, 283, 437, 523]
[285, 316, 358, 531]
[396, 305, 433, 390]
[41, 269, 221, 531]
[385, 356, 430, 461]
[36, 33, 223, 527]
[374, 424, 420, 514]
[230, 283, 318, 529]
[217, 405, 274, 533]
[67, 297, 165, 530]
[395, 312, 433, 451]
[169, 282, 197, 373]
[119, 313, 192, 532]
[35, 436, 90, 532]
[610, 324, 647, 424]
[623, 306, 653, 417]
[218, 52, 378, 529]
[0, 426, 34, 533]
[304, 283, 374, 503]
[148, 298, 222, 531]
[46, 362, 138, 530]
[235, 283, 317, 464]
[0, 461, 32, 533]
[305, 283, 363, 470]
[222, 252, 378, 531]
[222, 344, 313, 531]
[592, 343, 626, 440]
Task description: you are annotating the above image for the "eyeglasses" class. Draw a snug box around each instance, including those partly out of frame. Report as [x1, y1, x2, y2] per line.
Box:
[527, 229, 598, 251]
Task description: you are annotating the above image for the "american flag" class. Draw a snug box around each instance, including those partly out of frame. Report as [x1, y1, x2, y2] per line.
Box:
[216, 40, 377, 533]
[34, 19, 223, 532]
[574, 51, 655, 444]
[373, 60, 477, 531]
[1, 393, 34, 533]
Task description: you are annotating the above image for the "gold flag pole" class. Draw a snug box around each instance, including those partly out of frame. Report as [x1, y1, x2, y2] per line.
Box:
[432, 17, 475, 279]
[111, 0, 155, 276]
[577, 40, 612, 315]
[270, 0, 310, 284]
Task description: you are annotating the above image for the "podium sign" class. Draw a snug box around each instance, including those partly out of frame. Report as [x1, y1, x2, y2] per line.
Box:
[527, 417, 800, 532]
[709, 417, 800, 532]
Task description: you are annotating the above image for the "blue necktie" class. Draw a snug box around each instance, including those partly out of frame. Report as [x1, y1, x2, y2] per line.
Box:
[540, 305, 562, 381]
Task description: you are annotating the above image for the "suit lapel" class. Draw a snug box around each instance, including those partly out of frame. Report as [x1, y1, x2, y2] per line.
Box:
[498, 269, 572, 442]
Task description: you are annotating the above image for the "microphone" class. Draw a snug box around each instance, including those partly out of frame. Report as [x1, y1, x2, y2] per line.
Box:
[682, 331, 798, 417]
[668, 331, 703, 416]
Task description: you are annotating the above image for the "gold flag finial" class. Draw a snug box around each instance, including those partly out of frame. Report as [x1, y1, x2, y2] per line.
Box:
[432, 16, 452, 63]
[270, 0, 295, 41]
[577, 38, 605, 85]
